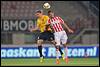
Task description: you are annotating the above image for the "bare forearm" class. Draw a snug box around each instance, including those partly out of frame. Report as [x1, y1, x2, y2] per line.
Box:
[63, 23, 74, 33]
[63, 23, 70, 30]
[30, 27, 38, 32]
[33, 27, 38, 31]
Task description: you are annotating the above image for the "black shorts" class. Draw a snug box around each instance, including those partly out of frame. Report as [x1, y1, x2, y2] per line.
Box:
[38, 31, 54, 41]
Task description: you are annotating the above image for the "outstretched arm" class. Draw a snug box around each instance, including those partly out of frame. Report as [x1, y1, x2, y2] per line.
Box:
[29, 27, 39, 32]
[63, 22, 74, 33]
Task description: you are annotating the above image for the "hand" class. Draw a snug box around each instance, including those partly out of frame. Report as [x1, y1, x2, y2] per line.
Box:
[68, 29, 74, 33]
[29, 28, 34, 32]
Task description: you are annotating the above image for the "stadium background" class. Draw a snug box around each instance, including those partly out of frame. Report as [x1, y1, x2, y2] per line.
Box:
[1, 1, 99, 66]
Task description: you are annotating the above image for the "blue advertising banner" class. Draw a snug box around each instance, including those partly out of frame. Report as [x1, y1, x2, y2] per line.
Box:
[1, 46, 99, 58]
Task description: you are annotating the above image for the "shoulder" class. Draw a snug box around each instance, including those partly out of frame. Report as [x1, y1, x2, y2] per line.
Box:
[53, 16, 61, 20]
[43, 15, 49, 18]
[56, 16, 61, 18]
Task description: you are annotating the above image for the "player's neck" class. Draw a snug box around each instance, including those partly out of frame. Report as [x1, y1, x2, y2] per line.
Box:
[51, 16, 55, 19]
[39, 15, 44, 18]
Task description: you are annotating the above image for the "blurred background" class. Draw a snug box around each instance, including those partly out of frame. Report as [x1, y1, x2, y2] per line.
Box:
[1, 1, 99, 45]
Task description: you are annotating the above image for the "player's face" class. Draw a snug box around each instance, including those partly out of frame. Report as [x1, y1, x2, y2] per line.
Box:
[48, 12, 54, 18]
[35, 13, 42, 18]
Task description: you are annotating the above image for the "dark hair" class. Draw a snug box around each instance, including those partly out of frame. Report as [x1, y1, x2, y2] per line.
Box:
[48, 10, 53, 14]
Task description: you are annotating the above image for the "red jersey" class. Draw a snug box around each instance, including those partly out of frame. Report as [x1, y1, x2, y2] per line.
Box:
[47, 16, 64, 32]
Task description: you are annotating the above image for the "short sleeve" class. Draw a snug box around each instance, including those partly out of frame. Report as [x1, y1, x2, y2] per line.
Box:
[58, 16, 64, 24]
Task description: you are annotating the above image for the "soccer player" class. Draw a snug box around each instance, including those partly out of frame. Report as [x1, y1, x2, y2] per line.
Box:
[47, 10, 74, 64]
[29, 10, 64, 63]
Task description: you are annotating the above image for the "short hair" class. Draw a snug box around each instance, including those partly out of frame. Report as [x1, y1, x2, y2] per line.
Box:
[35, 10, 43, 13]
[48, 10, 53, 14]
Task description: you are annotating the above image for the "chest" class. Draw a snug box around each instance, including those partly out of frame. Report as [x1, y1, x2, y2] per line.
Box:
[38, 18, 46, 25]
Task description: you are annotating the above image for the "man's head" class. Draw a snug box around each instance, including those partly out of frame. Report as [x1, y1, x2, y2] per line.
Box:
[48, 10, 54, 18]
[35, 10, 43, 18]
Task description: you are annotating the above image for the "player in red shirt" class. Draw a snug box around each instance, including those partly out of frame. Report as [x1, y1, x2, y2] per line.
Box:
[47, 10, 74, 64]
